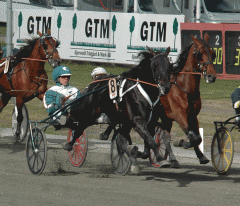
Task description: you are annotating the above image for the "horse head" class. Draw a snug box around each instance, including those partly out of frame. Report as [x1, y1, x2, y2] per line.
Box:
[147, 46, 173, 95]
[38, 29, 61, 68]
[191, 33, 217, 83]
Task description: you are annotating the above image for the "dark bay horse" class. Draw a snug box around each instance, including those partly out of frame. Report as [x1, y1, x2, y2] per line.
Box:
[62, 47, 174, 172]
[0, 29, 60, 140]
[149, 33, 217, 167]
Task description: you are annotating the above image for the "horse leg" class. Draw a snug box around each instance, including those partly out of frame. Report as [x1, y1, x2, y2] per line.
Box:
[116, 126, 140, 174]
[162, 130, 180, 168]
[174, 116, 209, 164]
[62, 126, 84, 151]
[0, 92, 12, 113]
[14, 101, 24, 141]
[99, 123, 116, 140]
[133, 116, 170, 167]
[148, 120, 179, 168]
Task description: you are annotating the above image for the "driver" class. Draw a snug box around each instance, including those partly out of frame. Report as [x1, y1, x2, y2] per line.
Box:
[43, 65, 82, 125]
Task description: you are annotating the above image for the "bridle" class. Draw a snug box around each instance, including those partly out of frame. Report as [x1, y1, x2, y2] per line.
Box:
[193, 41, 214, 77]
[150, 53, 172, 86]
[39, 34, 59, 60]
[171, 41, 215, 94]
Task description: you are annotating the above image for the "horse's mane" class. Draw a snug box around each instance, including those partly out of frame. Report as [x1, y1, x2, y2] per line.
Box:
[173, 43, 192, 73]
[121, 51, 153, 79]
[14, 38, 39, 63]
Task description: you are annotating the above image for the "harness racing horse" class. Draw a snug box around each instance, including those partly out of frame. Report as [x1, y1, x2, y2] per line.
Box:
[63, 47, 174, 172]
[148, 33, 217, 167]
[0, 29, 60, 140]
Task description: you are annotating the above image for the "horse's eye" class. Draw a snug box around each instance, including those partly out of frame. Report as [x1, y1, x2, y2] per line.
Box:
[197, 52, 202, 61]
[42, 42, 48, 50]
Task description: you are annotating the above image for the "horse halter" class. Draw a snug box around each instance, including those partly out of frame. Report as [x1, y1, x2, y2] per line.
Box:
[151, 54, 165, 82]
[150, 53, 172, 95]
[39, 34, 60, 67]
[193, 42, 213, 76]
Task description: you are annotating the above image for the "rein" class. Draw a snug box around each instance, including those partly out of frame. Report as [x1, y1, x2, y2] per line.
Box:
[89, 77, 158, 88]
[21, 58, 47, 62]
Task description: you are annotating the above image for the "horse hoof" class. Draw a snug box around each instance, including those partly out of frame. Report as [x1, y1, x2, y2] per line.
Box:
[131, 146, 139, 154]
[130, 165, 140, 174]
[136, 151, 143, 158]
[199, 156, 210, 164]
[62, 142, 73, 151]
[182, 141, 191, 149]
[159, 160, 171, 168]
[173, 139, 184, 147]
[170, 160, 180, 168]
[141, 151, 150, 159]
[99, 132, 109, 140]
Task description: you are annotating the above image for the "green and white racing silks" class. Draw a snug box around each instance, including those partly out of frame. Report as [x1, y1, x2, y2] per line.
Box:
[43, 83, 82, 115]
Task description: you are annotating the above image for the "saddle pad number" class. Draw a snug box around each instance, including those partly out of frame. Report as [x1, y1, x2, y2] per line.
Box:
[109, 78, 117, 99]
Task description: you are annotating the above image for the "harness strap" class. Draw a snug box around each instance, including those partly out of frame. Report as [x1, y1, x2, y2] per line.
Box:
[119, 79, 139, 102]
[0, 60, 6, 67]
[119, 78, 160, 123]
[137, 83, 160, 123]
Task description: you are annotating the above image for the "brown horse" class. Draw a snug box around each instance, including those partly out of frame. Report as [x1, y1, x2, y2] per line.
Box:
[0, 29, 60, 140]
[146, 33, 217, 167]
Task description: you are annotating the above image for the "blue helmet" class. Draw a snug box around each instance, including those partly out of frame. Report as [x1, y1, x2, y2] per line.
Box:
[52, 65, 71, 82]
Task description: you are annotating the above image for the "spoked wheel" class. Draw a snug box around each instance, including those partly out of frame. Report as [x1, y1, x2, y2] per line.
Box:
[149, 126, 168, 168]
[110, 129, 131, 175]
[26, 127, 47, 175]
[67, 129, 88, 167]
[211, 128, 234, 175]
[12, 104, 29, 141]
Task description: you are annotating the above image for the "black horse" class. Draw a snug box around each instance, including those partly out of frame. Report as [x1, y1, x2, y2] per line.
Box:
[62, 47, 174, 172]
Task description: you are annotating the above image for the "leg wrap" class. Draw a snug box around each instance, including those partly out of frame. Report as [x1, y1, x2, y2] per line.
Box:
[188, 131, 202, 146]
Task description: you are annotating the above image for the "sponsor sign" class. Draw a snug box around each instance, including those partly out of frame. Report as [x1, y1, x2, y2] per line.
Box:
[13, 10, 184, 65]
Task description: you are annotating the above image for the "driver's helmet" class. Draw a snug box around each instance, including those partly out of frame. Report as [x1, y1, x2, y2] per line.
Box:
[52, 65, 71, 82]
[91, 67, 108, 78]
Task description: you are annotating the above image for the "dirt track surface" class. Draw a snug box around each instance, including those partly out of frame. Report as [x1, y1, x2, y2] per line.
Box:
[1, 133, 240, 206]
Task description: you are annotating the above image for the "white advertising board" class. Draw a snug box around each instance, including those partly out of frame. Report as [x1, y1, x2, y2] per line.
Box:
[13, 10, 184, 65]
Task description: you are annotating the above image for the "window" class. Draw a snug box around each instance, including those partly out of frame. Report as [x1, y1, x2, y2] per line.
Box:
[163, 0, 170, 8]
[184, 0, 189, 9]
[114, 0, 122, 7]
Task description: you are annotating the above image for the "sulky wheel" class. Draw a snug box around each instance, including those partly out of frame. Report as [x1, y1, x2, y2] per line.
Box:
[67, 129, 88, 167]
[12, 104, 29, 141]
[26, 127, 47, 175]
[211, 128, 234, 175]
[110, 129, 131, 175]
[149, 126, 168, 168]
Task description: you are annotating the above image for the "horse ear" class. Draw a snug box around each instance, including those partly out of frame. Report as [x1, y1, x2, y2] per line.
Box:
[204, 32, 209, 43]
[191, 35, 197, 41]
[47, 29, 51, 35]
[164, 46, 171, 56]
[38, 30, 43, 37]
[191, 35, 201, 46]
[147, 46, 156, 56]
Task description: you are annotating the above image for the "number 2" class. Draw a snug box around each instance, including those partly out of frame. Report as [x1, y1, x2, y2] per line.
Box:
[215, 35, 220, 46]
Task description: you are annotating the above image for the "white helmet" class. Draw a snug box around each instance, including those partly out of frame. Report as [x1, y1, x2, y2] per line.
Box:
[91, 67, 108, 77]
